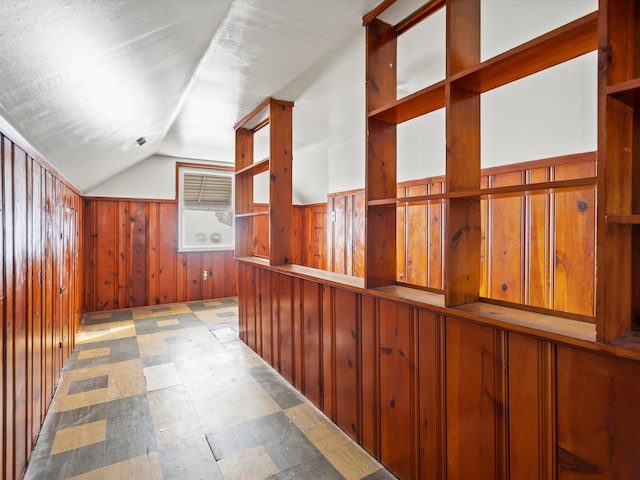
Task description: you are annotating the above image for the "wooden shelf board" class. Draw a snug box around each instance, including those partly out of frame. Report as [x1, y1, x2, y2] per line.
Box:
[236, 157, 269, 176]
[368, 178, 595, 207]
[367, 198, 397, 206]
[446, 177, 596, 199]
[235, 211, 269, 218]
[368, 81, 446, 124]
[605, 214, 640, 224]
[607, 78, 640, 107]
[450, 11, 597, 93]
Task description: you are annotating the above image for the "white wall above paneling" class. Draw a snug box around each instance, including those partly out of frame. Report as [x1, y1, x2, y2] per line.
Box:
[86, 155, 226, 200]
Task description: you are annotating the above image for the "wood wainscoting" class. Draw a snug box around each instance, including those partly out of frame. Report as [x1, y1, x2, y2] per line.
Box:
[328, 152, 596, 318]
[251, 202, 328, 269]
[1, 133, 84, 480]
[83, 199, 237, 311]
[237, 258, 640, 480]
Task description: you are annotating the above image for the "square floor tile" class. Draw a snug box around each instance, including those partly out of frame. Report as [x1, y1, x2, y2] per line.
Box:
[50, 419, 107, 455]
[143, 363, 182, 392]
[68, 375, 109, 395]
[157, 318, 180, 327]
[78, 347, 111, 361]
[216, 446, 279, 480]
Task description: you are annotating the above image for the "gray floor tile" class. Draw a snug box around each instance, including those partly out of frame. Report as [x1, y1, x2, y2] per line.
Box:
[265, 455, 344, 480]
[160, 437, 223, 480]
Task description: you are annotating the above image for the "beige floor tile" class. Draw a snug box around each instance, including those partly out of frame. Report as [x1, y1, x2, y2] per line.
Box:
[197, 387, 281, 432]
[50, 419, 107, 455]
[305, 421, 351, 453]
[285, 403, 326, 432]
[194, 310, 225, 324]
[51, 388, 109, 413]
[154, 416, 204, 450]
[66, 467, 105, 480]
[156, 318, 180, 327]
[107, 365, 146, 400]
[78, 347, 111, 360]
[132, 304, 191, 320]
[203, 300, 223, 307]
[76, 321, 136, 344]
[323, 441, 382, 480]
[102, 451, 163, 479]
[217, 446, 279, 480]
[137, 332, 170, 357]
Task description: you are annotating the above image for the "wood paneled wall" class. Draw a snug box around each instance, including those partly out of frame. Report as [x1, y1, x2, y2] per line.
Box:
[237, 260, 640, 480]
[252, 202, 327, 269]
[328, 153, 596, 317]
[1, 133, 83, 480]
[83, 199, 236, 312]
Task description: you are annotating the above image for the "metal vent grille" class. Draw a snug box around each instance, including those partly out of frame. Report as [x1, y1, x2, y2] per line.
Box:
[183, 173, 232, 209]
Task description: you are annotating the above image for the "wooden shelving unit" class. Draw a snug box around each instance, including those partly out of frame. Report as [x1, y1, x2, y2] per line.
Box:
[597, 0, 640, 340]
[234, 97, 294, 265]
[364, 1, 599, 308]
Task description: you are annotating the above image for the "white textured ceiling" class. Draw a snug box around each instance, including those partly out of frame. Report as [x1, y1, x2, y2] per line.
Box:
[0, 0, 380, 192]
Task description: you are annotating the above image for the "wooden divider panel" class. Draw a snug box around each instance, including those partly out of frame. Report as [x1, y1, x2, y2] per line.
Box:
[378, 299, 414, 479]
[557, 346, 640, 478]
[445, 317, 504, 479]
[333, 288, 359, 440]
[302, 280, 322, 407]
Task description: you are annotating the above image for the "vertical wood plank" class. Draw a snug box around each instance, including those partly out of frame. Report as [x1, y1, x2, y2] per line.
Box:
[365, 17, 397, 289]
[235, 128, 254, 257]
[352, 197, 365, 277]
[378, 299, 414, 479]
[445, 0, 481, 307]
[269, 100, 293, 265]
[396, 186, 406, 283]
[557, 345, 640, 479]
[158, 203, 177, 304]
[428, 181, 444, 290]
[445, 83, 481, 307]
[260, 268, 273, 365]
[554, 161, 596, 317]
[508, 333, 556, 480]
[321, 285, 335, 418]
[3, 137, 15, 480]
[302, 280, 321, 407]
[360, 294, 379, 457]
[416, 309, 444, 479]
[146, 203, 159, 304]
[406, 184, 427, 286]
[527, 167, 551, 310]
[278, 274, 294, 383]
[445, 318, 500, 479]
[30, 160, 43, 444]
[293, 277, 304, 391]
[334, 288, 358, 440]
[489, 171, 525, 303]
[13, 146, 29, 476]
[95, 201, 118, 310]
[130, 202, 146, 306]
[345, 195, 354, 276]
[333, 196, 346, 275]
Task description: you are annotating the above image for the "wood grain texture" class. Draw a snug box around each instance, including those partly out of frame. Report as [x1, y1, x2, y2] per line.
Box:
[1, 132, 83, 480]
[237, 261, 640, 480]
[327, 154, 596, 317]
[84, 198, 236, 311]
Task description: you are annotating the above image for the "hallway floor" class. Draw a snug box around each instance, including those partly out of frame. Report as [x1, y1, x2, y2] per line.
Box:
[24, 298, 395, 480]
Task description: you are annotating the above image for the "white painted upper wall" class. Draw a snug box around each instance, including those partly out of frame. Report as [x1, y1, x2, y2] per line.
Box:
[86, 154, 228, 199]
[91, 0, 599, 202]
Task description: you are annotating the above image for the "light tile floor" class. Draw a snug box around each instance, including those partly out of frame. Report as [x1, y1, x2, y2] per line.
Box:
[25, 298, 397, 480]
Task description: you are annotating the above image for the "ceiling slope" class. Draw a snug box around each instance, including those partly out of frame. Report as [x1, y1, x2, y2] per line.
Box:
[0, 0, 380, 193]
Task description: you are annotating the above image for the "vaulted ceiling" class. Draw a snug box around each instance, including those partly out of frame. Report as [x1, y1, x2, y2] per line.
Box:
[0, 0, 384, 192]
